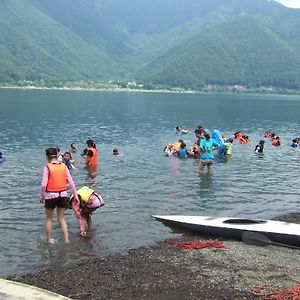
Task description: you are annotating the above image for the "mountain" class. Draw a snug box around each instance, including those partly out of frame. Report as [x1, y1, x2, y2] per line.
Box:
[137, 16, 300, 89]
[0, 0, 300, 89]
[0, 0, 119, 83]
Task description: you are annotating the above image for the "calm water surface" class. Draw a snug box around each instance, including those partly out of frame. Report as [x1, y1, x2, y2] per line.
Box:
[1, 89, 300, 277]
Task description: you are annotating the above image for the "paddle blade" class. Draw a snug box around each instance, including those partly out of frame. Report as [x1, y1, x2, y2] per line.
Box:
[242, 231, 272, 247]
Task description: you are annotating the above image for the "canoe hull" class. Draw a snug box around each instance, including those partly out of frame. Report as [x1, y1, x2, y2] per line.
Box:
[153, 215, 300, 247]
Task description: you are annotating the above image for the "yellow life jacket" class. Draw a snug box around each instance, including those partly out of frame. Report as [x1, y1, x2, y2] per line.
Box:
[76, 186, 95, 203]
[226, 143, 233, 155]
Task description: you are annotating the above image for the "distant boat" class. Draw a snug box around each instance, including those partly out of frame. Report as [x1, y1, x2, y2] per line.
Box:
[152, 215, 300, 247]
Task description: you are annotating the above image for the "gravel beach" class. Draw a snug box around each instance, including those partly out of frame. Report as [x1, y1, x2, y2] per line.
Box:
[9, 213, 300, 300]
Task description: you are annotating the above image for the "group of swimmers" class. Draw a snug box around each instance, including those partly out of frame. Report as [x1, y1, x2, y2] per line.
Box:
[165, 126, 236, 174]
[264, 131, 281, 146]
[164, 125, 300, 174]
[40, 139, 105, 244]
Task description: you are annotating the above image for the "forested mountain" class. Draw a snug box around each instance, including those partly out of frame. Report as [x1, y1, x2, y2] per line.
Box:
[0, 0, 300, 90]
[137, 17, 300, 89]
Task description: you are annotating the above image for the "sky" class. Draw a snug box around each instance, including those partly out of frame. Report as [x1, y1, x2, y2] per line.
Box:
[275, 0, 300, 8]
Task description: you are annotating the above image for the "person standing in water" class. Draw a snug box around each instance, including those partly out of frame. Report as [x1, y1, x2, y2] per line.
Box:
[40, 147, 79, 244]
[255, 140, 265, 154]
[198, 130, 219, 175]
[85, 139, 98, 166]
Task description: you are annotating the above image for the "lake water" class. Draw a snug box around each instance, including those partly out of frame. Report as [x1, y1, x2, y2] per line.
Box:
[1, 89, 300, 277]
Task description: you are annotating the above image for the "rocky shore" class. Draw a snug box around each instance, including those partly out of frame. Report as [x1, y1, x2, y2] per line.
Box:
[9, 213, 300, 300]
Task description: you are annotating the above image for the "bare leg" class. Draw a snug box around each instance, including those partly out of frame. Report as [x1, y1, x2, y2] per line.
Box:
[198, 162, 206, 174]
[207, 164, 213, 176]
[57, 207, 69, 243]
[45, 208, 54, 242]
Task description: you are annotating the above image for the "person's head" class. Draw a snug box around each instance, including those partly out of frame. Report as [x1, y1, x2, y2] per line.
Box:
[63, 151, 72, 161]
[113, 148, 119, 155]
[194, 129, 202, 138]
[86, 139, 96, 148]
[176, 126, 180, 131]
[45, 147, 58, 161]
[0, 152, 2, 158]
[204, 129, 210, 140]
[180, 142, 186, 149]
[259, 140, 265, 146]
[227, 138, 234, 143]
[70, 143, 78, 152]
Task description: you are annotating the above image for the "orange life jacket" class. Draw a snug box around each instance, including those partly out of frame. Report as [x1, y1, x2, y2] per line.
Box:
[85, 147, 98, 166]
[239, 138, 249, 144]
[235, 132, 243, 140]
[46, 162, 67, 192]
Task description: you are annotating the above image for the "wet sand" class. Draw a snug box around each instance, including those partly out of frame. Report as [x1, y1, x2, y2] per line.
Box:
[8, 213, 300, 300]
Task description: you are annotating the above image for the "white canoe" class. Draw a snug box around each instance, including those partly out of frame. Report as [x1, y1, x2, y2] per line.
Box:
[153, 215, 300, 247]
[0, 278, 72, 300]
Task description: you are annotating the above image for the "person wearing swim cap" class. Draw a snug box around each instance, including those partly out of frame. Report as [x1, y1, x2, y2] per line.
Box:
[199, 130, 220, 175]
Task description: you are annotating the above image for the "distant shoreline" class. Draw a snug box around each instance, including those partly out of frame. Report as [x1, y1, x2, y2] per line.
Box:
[1, 84, 300, 97]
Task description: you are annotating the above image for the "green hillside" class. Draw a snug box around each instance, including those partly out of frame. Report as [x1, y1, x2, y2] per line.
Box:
[137, 17, 300, 90]
[0, 0, 300, 89]
[0, 0, 120, 83]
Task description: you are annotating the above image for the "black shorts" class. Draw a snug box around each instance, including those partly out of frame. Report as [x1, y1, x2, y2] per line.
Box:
[45, 197, 68, 210]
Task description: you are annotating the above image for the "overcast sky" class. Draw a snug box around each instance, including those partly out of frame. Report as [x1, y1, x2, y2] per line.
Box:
[275, 0, 300, 8]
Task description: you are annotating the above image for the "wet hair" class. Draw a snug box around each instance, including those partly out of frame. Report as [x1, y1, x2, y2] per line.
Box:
[259, 140, 265, 145]
[86, 139, 96, 148]
[71, 143, 77, 149]
[45, 147, 57, 158]
[113, 148, 119, 155]
[63, 151, 72, 159]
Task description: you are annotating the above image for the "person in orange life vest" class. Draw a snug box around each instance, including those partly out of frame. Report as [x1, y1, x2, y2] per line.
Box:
[40, 147, 80, 244]
[85, 139, 98, 166]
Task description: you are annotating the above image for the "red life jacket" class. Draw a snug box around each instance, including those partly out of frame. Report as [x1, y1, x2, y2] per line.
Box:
[46, 162, 67, 192]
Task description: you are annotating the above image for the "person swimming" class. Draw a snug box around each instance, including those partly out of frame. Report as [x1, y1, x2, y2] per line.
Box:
[177, 142, 189, 158]
[70, 143, 78, 153]
[113, 148, 120, 156]
[0, 152, 6, 164]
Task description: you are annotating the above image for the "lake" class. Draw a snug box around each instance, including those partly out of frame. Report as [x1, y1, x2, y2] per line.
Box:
[1, 88, 300, 277]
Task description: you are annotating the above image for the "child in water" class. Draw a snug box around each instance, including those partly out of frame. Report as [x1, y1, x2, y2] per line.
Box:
[177, 141, 189, 158]
[40, 147, 79, 243]
[255, 140, 265, 153]
[70, 143, 78, 153]
[62, 151, 75, 170]
[69, 186, 104, 235]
